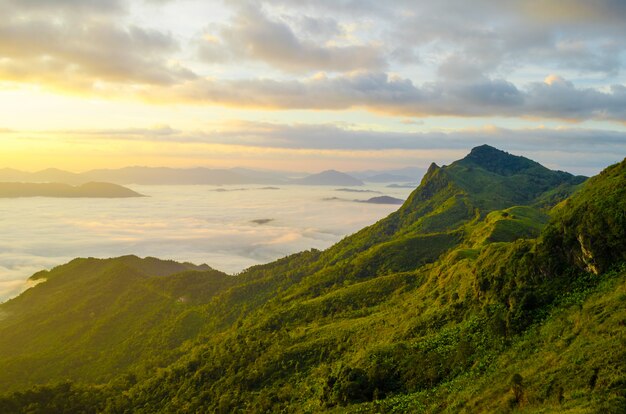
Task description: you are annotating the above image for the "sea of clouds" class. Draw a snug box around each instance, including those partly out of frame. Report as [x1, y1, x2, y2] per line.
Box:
[0, 184, 412, 302]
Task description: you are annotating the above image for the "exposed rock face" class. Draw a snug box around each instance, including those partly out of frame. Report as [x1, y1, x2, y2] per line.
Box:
[577, 234, 600, 275]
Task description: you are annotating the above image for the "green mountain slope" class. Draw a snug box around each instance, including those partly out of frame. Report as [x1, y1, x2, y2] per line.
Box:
[0, 256, 233, 392]
[320, 145, 582, 266]
[1, 147, 624, 414]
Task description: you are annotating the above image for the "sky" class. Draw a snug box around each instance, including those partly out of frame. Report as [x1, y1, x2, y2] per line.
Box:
[0, 0, 625, 174]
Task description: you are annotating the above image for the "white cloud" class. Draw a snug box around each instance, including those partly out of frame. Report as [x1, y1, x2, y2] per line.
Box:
[0, 185, 408, 301]
[1, 0, 625, 123]
[198, 5, 386, 73]
[0, 0, 196, 90]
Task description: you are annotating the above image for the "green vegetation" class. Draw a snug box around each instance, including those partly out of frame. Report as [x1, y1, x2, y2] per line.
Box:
[1, 146, 624, 413]
[0, 257, 233, 392]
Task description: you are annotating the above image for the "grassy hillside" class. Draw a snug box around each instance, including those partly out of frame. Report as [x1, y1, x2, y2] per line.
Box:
[1, 147, 624, 413]
[0, 256, 234, 392]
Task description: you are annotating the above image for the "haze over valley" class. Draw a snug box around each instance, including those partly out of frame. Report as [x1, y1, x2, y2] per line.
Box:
[0, 182, 413, 301]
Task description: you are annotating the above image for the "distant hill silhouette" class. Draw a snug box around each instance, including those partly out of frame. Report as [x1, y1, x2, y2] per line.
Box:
[358, 195, 405, 204]
[292, 169, 364, 186]
[361, 173, 415, 183]
[350, 166, 425, 183]
[0, 182, 143, 198]
[0, 166, 371, 186]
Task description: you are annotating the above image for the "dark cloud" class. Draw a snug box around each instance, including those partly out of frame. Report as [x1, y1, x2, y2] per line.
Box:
[525, 76, 626, 121]
[26, 121, 624, 176]
[47, 122, 626, 161]
[217, 125, 626, 163]
[152, 72, 626, 122]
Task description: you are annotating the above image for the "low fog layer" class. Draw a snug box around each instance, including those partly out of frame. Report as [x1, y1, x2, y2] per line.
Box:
[0, 184, 412, 301]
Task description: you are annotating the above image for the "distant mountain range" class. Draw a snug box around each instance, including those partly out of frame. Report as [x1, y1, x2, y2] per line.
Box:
[350, 166, 425, 183]
[0, 166, 424, 186]
[359, 195, 405, 205]
[358, 173, 415, 183]
[0, 182, 143, 198]
[291, 170, 364, 186]
[0, 167, 281, 186]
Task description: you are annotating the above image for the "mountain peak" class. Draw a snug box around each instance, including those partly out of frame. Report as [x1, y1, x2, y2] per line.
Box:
[426, 162, 439, 175]
[459, 144, 538, 176]
[468, 144, 505, 157]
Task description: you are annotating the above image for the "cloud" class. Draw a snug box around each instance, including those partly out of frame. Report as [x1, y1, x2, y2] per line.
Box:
[230, 0, 391, 18]
[2, 0, 125, 15]
[0, 252, 71, 302]
[61, 125, 182, 138]
[0, 20, 195, 88]
[198, 6, 386, 73]
[0, 186, 405, 301]
[1, 0, 625, 123]
[253, 0, 626, 78]
[249, 0, 626, 71]
[525, 77, 626, 121]
[147, 72, 626, 122]
[0, 0, 196, 91]
[391, 4, 625, 78]
[24, 122, 626, 171]
[515, 0, 626, 25]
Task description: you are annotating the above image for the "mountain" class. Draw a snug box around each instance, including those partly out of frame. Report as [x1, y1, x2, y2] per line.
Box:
[361, 173, 415, 183]
[0, 182, 144, 198]
[0, 168, 34, 182]
[1, 146, 625, 413]
[0, 167, 286, 186]
[443, 145, 586, 209]
[0, 256, 229, 391]
[0, 167, 371, 187]
[387, 182, 418, 188]
[30, 168, 83, 184]
[0, 168, 84, 185]
[229, 167, 293, 183]
[292, 169, 364, 186]
[82, 167, 279, 185]
[358, 195, 405, 205]
[350, 166, 426, 183]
